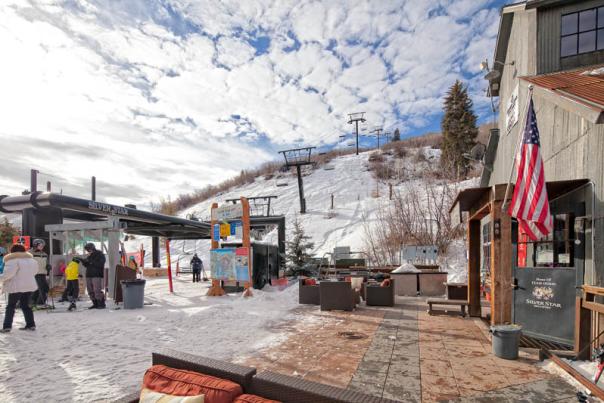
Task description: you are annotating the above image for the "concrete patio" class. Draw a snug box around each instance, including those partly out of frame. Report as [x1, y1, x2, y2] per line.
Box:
[238, 297, 579, 402]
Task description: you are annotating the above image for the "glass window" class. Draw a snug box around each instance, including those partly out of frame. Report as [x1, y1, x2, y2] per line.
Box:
[580, 9, 597, 31]
[599, 29, 604, 50]
[562, 13, 578, 35]
[579, 31, 597, 53]
[561, 35, 578, 57]
[517, 214, 575, 268]
[599, 7, 604, 28]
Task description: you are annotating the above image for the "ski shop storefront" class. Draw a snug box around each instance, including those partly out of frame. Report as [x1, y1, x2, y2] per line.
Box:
[450, 179, 591, 348]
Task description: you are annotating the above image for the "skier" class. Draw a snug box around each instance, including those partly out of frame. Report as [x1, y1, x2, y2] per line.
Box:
[78, 243, 106, 309]
[0, 244, 37, 332]
[190, 254, 202, 283]
[30, 239, 51, 309]
[64, 258, 80, 311]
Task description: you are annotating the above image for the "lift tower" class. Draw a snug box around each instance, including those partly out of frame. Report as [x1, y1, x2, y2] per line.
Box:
[347, 112, 366, 155]
[279, 147, 315, 214]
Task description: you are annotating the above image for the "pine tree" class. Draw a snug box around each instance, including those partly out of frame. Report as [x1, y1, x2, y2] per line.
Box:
[0, 218, 19, 250]
[440, 80, 478, 178]
[392, 128, 401, 142]
[285, 215, 314, 273]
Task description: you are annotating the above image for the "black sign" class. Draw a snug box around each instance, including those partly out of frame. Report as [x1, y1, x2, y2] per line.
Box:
[514, 267, 575, 345]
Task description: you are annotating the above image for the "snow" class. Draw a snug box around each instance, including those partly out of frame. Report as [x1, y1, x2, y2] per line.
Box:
[0, 277, 302, 403]
[540, 359, 604, 399]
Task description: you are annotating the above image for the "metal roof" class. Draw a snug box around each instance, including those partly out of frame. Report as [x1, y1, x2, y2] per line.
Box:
[522, 65, 604, 112]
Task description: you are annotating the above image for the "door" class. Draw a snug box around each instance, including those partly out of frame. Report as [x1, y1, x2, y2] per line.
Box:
[512, 201, 585, 346]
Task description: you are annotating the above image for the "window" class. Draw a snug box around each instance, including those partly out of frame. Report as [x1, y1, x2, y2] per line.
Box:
[560, 7, 604, 57]
[517, 214, 575, 268]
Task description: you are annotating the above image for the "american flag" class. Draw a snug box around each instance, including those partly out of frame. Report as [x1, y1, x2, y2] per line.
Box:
[508, 98, 552, 241]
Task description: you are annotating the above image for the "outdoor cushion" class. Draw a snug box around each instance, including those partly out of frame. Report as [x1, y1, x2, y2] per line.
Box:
[143, 365, 242, 403]
[140, 387, 204, 403]
[380, 279, 391, 287]
[304, 278, 317, 286]
[233, 394, 280, 403]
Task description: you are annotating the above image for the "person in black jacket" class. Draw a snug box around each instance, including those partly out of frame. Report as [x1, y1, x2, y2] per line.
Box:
[78, 243, 106, 309]
[190, 254, 202, 283]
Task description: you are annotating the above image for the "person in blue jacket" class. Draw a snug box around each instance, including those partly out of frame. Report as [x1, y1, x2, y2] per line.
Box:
[0, 246, 5, 275]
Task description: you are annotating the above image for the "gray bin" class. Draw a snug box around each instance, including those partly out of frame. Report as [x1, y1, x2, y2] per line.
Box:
[491, 325, 522, 360]
[121, 279, 146, 309]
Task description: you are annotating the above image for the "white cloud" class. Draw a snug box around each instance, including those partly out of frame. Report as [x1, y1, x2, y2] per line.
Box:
[0, 0, 504, 204]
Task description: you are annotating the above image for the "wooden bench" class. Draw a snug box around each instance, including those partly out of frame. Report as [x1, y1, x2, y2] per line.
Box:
[427, 298, 469, 317]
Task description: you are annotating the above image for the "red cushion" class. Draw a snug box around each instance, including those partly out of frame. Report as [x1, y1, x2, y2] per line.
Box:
[143, 365, 242, 403]
[380, 279, 391, 287]
[234, 394, 281, 403]
[304, 278, 317, 286]
[344, 276, 352, 282]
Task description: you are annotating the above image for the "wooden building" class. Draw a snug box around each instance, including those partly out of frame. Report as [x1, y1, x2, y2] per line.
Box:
[451, 0, 604, 351]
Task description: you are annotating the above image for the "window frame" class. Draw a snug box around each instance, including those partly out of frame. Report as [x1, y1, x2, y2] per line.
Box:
[560, 7, 604, 58]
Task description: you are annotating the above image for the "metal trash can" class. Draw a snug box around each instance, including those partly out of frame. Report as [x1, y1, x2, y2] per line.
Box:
[491, 324, 522, 360]
[121, 279, 146, 309]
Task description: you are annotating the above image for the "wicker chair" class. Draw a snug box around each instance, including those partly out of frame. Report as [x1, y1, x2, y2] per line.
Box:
[319, 281, 354, 311]
[113, 350, 398, 403]
[365, 279, 395, 307]
[298, 278, 320, 305]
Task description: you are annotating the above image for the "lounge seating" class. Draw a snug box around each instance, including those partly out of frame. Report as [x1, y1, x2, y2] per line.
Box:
[427, 298, 469, 317]
[298, 278, 320, 305]
[114, 349, 397, 403]
[319, 281, 354, 311]
[365, 279, 395, 307]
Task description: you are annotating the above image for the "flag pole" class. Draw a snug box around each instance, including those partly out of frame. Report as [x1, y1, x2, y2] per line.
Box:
[501, 84, 533, 213]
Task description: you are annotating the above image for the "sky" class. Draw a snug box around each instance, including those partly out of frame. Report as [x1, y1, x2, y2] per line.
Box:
[0, 0, 513, 207]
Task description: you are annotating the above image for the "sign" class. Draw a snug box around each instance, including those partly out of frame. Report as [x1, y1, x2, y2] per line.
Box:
[210, 247, 250, 282]
[220, 223, 231, 237]
[230, 220, 242, 236]
[506, 83, 519, 134]
[88, 201, 129, 216]
[213, 224, 220, 241]
[211, 203, 243, 221]
[13, 236, 30, 250]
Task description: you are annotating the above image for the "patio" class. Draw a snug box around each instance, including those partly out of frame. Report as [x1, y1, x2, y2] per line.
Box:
[238, 297, 579, 402]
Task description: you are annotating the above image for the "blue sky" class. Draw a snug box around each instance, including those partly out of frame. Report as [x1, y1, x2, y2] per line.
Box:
[0, 0, 513, 205]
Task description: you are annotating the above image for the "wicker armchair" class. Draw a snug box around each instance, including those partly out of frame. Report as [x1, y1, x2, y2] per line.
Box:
[299, 278, 320, 305]
[365, 279, 395, 307]
[319, 281, 354, 311]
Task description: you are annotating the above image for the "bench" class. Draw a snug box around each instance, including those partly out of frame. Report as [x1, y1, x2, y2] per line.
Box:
[427, 298, 469, 317]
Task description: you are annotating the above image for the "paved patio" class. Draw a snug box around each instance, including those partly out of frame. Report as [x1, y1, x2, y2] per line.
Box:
[238, 297, 579, 402]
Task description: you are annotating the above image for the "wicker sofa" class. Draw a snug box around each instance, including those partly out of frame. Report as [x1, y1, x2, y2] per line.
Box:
[365, 279, 395, 307]
[114, 349, 397, 403]
[298, 278, 320, 305]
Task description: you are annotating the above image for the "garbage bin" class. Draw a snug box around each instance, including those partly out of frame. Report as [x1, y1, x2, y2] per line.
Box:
[121, 279, 146, 309]
[491, 324, 522, 360]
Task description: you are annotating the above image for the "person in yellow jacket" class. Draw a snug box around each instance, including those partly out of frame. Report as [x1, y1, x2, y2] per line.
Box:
[64, 258, 80, 311]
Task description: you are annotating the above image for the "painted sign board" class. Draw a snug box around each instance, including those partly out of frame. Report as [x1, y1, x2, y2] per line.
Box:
[210, 247, 250, 282]
[506, 83, 519, 135]
[13, 236, 31, 250]
[220, 223, 231, 237]
[211, 203, 243, 221]
[213, 224, 220, 241]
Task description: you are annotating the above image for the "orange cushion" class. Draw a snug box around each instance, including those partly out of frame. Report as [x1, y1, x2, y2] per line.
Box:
[234, 394, 281, 403]
[304, 278, 317, 286]
[143, 365, 242, 403]
[380, 279, 391, 287]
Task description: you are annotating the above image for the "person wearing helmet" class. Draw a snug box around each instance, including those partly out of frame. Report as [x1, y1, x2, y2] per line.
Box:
[30, 239, 51, 309]
[190, 253, 202, 283]
[79, 243, 106, 309]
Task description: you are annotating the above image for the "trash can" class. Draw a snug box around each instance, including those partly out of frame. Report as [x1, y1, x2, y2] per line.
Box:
[121, 279, 146, 309]
[491, 324, 522, 360]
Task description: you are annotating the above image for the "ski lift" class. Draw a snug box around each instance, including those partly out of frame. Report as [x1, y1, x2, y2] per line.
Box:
[274, 177, 289, 187]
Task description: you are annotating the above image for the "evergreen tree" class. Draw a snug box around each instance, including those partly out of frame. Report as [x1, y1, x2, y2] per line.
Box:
[285, 215, 314, 273]
[440, 80, 478, 178]
[0, 218, 19, 249]
[392, 128, 401, 142]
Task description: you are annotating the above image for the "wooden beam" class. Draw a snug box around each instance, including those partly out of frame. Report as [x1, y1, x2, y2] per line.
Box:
[575, 297, 592, 360]
[583, 285, 604, 298]
[491, 200, 513, 325]
[541, 348, 604, 400]
[582, 300, 604, 316]
[468, 219, 482, 317]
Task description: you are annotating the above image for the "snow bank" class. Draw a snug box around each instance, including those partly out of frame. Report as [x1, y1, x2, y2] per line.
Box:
[0, 278, 301, 402]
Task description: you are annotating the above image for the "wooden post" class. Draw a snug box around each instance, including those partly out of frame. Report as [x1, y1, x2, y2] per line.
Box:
[389, 183, 393, 200]
[575, 296, 592, 360]
[241, 197, 253, 297]
[491, 200, 513, 324]
[166, 239, 173, 293]
[331, 194, 334, 210]
[468, 219, 482, 317]
[207, 202, 225, 296]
